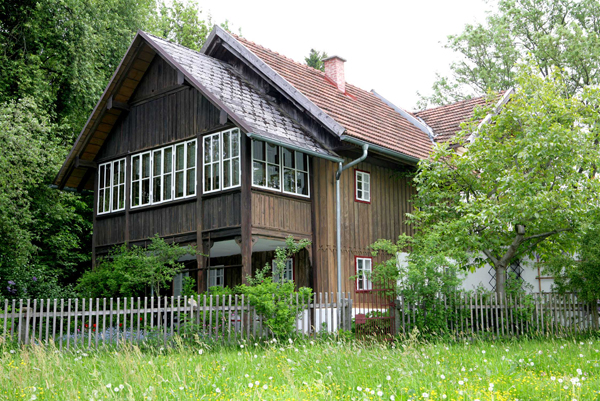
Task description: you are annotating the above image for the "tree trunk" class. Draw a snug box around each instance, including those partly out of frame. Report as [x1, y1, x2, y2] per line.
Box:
[496, 263, 506, 296]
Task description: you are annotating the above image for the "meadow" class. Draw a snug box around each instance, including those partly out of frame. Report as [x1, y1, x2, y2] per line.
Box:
[1, 336, 599, 400]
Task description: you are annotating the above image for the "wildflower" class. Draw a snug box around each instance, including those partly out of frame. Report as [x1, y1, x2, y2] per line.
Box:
[179, 387, 184, 390]
[263, 384, 268, 389]
[377, 390, 384, 397]
[440, 374, 445, 380]
[114, 388, 119, 392]
[268, 377, 273, 380]
[215, 388, 221, 393]
[458, 381, 464, 386]
[106, 384, 111, 389]
[357, 386, 363, 391]
[390, 396, 395, 401]
[577, 369, 582, 375]
[482, 350, 485, 354]
[240, 345, 244, 348]
[9, 350, 15, 354]
[199, 349, 203, 355]
[442, 395, 447, 399]
[386, 375, 391, 381]
[551, 376, 556, 380]
[248, 383, 253, 388]
[422, 393, 429, 398]
[288, 338, 293, 344]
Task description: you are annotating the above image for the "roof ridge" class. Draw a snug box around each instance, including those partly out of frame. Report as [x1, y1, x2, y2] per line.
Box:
[141, 30, 211, 58]
[416, 92, 503, 113]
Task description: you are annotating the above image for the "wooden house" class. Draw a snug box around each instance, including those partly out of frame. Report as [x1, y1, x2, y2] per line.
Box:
[54, 26, 482, 295]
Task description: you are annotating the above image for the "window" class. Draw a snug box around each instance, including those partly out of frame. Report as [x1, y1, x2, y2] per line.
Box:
[208, 268, 224, 288]
[356, 257, 373, 292]
[131, 139, 196, 209]
[272, 258, 294, 282]
[203, 128, 241, 193]
[97, 158, 126, 214]
[252, 139, 310, 197]
[355, 170, 370, 203]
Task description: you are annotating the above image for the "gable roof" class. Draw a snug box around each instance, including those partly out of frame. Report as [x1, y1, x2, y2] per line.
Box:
[415, 94, 505, 143]
[203, 27, 434, 161]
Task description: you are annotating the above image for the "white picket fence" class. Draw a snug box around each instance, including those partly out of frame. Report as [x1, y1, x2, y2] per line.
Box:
[0, 293, 353, 349]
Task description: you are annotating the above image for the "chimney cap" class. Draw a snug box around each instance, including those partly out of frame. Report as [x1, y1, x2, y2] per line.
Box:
[322, 55, 346, 62]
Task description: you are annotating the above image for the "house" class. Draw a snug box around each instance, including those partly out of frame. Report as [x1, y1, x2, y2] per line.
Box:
[54, 26, 493, 295]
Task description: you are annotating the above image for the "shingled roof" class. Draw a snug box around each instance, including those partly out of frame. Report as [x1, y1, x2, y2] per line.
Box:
[228, 34, 434, 160]
[415, 95, 501, 143]
[143, 33, 339, 160]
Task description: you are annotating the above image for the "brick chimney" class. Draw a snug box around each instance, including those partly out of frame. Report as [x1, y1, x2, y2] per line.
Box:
[323, 55, 346, 93]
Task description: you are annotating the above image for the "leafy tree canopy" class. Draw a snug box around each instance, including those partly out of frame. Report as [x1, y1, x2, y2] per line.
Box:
[305, 49, 328, 71]
[417, 0, 600, 109]
[408, 64, 600, 294]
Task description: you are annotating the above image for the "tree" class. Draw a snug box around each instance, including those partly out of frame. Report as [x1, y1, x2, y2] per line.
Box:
[408, 64, 600, 295]
[76, 236, 195, 298]
[546, 212, 600, 304]
[417, 0, 600, 109]
[305, 49, 328, 71]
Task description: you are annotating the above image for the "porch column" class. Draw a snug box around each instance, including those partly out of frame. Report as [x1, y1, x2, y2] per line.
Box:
[240, 132, 253, 284]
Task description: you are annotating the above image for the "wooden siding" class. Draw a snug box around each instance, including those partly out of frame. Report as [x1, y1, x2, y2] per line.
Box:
[251, 191, 312, 237]
[130, 201, 196, 241]
[202, 191, 242, 232]
[96, 215, 126, 247]
[312, 157, 416, 295]
[96, 57, 221, 161]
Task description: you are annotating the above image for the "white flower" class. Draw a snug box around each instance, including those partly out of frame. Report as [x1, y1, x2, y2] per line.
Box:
[288, 338, 293, 344]
[482, 350, 486, 354]
[106, 384, 111, 389]
[558, 378, 563, 383]
[577, 369, 582, 375]
[215, 388, 221, 393]
[248, 383, 253, 388]
[114, 388, 119, 392]
[390, 396, 395, 401]
[240, 345, 244, 348]
[377, 390, 383, 397]
[386, 375, 391, 381]
[357, 386, 363, 391]
[422, 393, 429, 398]
[198, 349, 203, 355]
[440, 374, 445, 380]
[580, 354, 584, 358]
[255, 381, 259, 386]
[458, 380, 464, 386]
[9, 350, 15, 354]
[179, 387, 184, 390]
[30, 397, 37, 401]
[263, 385, 268, 390]
[551, 376, 556, 381]
[442, 395, 447, 399]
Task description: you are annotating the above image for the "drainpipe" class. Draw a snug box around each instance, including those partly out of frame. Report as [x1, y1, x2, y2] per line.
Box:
[336, 144, 369, 299]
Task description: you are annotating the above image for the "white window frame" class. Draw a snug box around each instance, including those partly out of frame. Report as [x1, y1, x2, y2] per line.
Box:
[130, 139, 197, 209]
[221, 128, 241, 190]
[252, 140, 310, 198]
[355, 170, 371, 203]
[272, 258, 294, 282]
[356, 257, 373, 292]
[208, 267, 225, 289]
[97, 157, 126, 215]
[282, 148, 310, 197]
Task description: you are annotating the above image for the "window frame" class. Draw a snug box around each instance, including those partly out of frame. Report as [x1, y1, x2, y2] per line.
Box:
[97, 157, 127, 215]
[208, 267, 225, 289]
[355, 256, 373, 293]
[251, 139, 310, 198]
[272, 258, 294, 283]
[202, 128, 241, 194]
[130, 139, 197, 210]
[355, 169, 371, 204]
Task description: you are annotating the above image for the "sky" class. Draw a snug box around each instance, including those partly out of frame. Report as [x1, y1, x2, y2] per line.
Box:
[198, 0, 492, 111]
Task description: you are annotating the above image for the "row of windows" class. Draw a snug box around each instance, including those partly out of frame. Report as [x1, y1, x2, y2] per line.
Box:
[97, 131, 373, 214]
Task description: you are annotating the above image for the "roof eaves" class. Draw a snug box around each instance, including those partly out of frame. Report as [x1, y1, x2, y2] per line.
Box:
[341, 134, 421, 165]
[371, 90, 436, 143]
[201, 26, 346, 137]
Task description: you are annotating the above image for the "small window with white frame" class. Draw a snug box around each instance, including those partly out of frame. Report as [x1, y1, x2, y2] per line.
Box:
[272, 258, 294, 282]
[208, 267, 225, 289]
[98, 158, 126, 214]
[355, 170, 370, 203]
[356, 257, 372, 292]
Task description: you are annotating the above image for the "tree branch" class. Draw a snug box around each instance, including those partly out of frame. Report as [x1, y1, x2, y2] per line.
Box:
[482, 249, 499, 266]
[524, 228, 572, 241]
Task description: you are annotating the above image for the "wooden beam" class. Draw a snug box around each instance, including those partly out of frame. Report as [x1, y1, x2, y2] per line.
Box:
[77, 168, 95, 193]
[240, 133, 253, 284]
[106, 95, 130, 112]
[74, 156, 97, 170]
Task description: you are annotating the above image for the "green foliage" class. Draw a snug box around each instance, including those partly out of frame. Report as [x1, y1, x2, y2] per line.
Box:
[76, 235, 195, 298]
[418, 0, 600, 108]
[238, 236, 312, 338]
[181, 276, 198, 298]
[410, 65, 600, 294]
[304, 49, 328, 71]
[547, 212, 600, 303]
[147, 0, 209, 51]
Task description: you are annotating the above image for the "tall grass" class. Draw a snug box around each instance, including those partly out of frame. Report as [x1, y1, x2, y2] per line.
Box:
[1, 335, 599, 400]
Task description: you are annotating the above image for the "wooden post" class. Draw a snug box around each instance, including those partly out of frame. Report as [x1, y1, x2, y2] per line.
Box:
[240, 133, 252, 284]
[125, 154, 131, 247]
[196, 132, 204, 294]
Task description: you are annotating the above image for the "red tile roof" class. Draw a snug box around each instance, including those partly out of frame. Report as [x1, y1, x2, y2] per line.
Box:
[233, 35, 434, 160]
[415, 95, 499, 143]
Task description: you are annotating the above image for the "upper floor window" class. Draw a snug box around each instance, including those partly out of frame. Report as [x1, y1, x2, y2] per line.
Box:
[98, 158, 126, 215]
[356, 257, 372, 292]
[355, 170, 370, 203]
[252, 140, 309, 197]
[272, 258, 294, 282]
[203, 128, 241, 194]
[208, 267, 225, 288]
[131, 139, 196, 209]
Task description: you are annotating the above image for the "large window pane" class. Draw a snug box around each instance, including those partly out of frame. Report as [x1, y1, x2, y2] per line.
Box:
[212, 163, 220, 189]
[118, 184, 125, 209]
[142, 179, 150, 205]
[164, 174, 172, 200]
[187, 141, 196, 168]
[232, 133, 239, 157]
[283, 168, 295, 193]
[223, 160, 231, 188]
[132, 156, 140, 181]
[132, 182, 140, 207]
[176, 145, 185, 170]
[204, 165, 211, 192]
[266, 143, 279, 164]
[253, 140, 264, 161]
[283, 148, 294, 168]
[223, 131, 230, 159]
[253, 161, 265, 186]
[267, 164, 280, 189]
[232, 159, 240, 186]
[142, 154, 150, 179]
[176, 171, 184, 198]
[297, 171, 308, 196]
[296, 152, 307, 172]
[186, 168, 195, 196]
[204, 137, 211, 164]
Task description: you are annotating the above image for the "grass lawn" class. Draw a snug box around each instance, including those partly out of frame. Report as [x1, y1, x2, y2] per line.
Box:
[1, 336, 599, 400]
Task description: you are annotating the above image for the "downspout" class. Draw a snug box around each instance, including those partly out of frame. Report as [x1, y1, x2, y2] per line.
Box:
[336, 144, 369, 298]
